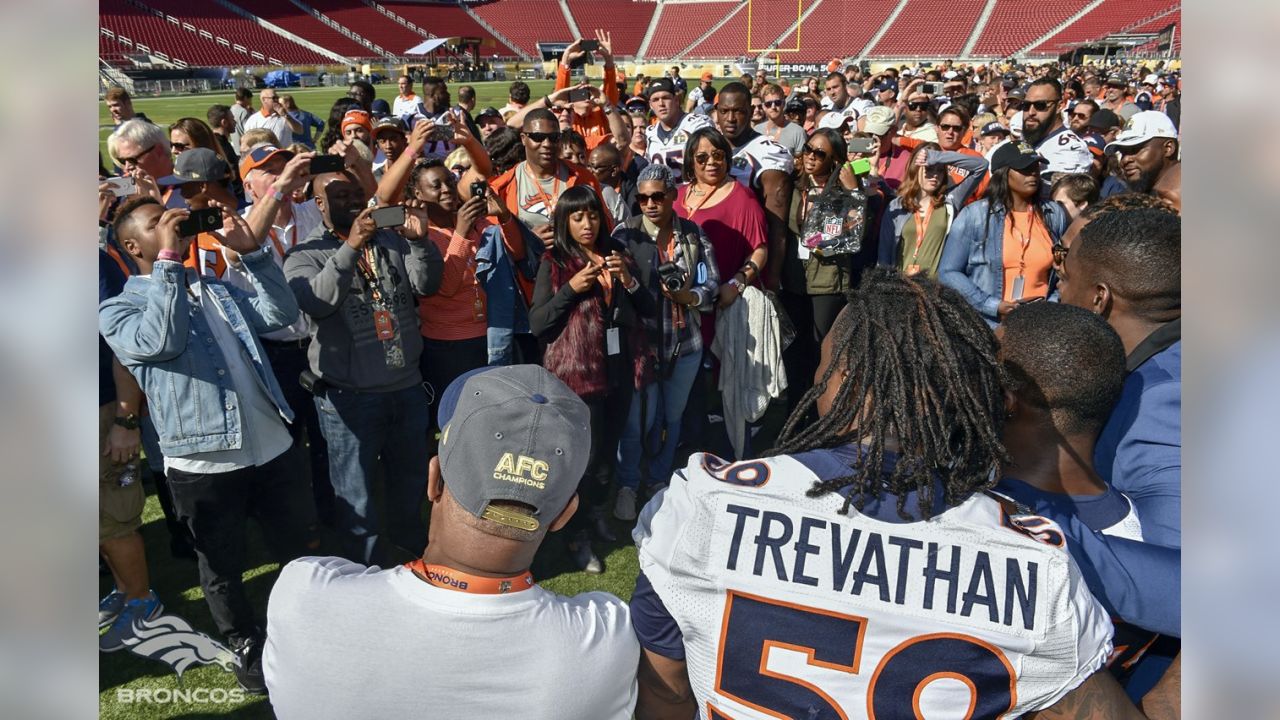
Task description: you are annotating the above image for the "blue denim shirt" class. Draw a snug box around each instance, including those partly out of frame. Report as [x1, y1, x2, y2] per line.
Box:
[937, 198, 1068, 325]
[98, 248, 300, 457]
[476, 221, 541, 365]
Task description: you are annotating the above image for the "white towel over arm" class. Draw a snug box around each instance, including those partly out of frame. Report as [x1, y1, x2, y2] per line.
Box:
[711, 286, 789, 458]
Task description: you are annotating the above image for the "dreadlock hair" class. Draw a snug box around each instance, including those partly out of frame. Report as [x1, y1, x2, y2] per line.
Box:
[771, 268, 1010, 520]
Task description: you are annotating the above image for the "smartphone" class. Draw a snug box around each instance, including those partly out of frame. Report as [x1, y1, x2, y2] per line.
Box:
[847, 137, 877, 154]
[921, 82, 943, 96]
[469, 180, 489, 201]
[104, 176, 136, 197]
[370, 205, 406, 229]
[177, 208, 222, 237]
[580, 39, 599, 53]
[432, 122, 455, 141]
[309, 155, 345, 175]
[568, 87, 592, 103]
[847, 157, 873, 175]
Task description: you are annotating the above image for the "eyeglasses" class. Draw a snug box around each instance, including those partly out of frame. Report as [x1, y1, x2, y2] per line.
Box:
[938, 123, 965, 133]
[693, 150, 726, 165]
[524, 131, 561, 144]
[906, 101, 931, 111]
[170, 141, 190, 152]
[116, 144, 155, 166]
[1052, 243, 1069, 265]
[762, 99, 784, 108]
[636, 192, 668, 204]
[588, 163, 617, 173]
[1005, 99, 1024, 110]
[801, 144, 828, 160]
[1026, 99, 1059, 112]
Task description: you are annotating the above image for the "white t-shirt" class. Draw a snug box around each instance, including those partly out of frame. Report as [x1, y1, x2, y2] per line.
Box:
[244, 110, 293, 148]
[645, 112, 713, 182]
[632, 448, 1113, 719]
[392, 93, 427, 120]
[1035, 125, 1093, 175]
[220, 203, 316, 342]
[264, 556, 640, 720]
[729, 134, 794, 192]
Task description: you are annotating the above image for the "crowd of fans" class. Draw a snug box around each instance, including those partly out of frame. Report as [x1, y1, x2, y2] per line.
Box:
[99, 36, 1180, 718]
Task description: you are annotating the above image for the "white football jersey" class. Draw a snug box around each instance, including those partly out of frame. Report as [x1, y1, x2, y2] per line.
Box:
[646, 112, 714, 182]
[633, 448, 1113, 720]
[1035, 126, 1093, 175]
[730, 135, 795, 191]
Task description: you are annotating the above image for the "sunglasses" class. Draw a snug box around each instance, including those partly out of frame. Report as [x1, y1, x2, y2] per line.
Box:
[551, 105, 571, 114]
[450, 164, 469, 174]
[1069, 111, 1091, 120]
[907, 101, 930, 111]
[171, 141, 190, 152]
[938, 123, 965, 133]
[524, 131, 561, 144]
[588, 163, 617, 172]
[1005, 99, 1024, 110]
[1026, 99, 1059, 112]
[801, 144, 828, 160]
[636, 192, 668, 204]
[116, 144, 155, 166]
[1052, 243, 1069, 265]
[693, 151, 726, 165]
[762, 99, 784, 108]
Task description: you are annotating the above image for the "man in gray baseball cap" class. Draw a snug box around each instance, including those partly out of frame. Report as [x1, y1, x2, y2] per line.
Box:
[265, 364, 640, 719]
[157, 146, 237, 209]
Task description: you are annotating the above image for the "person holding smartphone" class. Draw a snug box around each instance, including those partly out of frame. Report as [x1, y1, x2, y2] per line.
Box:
[938, 142, 1068, 326]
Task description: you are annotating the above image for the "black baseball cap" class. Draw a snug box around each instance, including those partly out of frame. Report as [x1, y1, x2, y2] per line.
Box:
[646, 78, 677, 99]
[990, 141, 1047, 173]
[1087, 108, 1122, 131]
[475, 106, 503, 122]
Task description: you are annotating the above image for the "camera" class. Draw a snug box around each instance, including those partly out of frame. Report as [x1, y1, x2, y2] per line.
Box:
[657, 262, 686, 292]
[469, 180, 489, 201]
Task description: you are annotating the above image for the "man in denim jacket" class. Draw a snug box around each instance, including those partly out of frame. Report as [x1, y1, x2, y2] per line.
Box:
[99, 197, 316, 695]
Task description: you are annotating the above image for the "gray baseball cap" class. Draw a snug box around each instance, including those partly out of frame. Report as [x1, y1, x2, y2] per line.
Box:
[436, 365, 591, 532]
[157, 147, 229, 186]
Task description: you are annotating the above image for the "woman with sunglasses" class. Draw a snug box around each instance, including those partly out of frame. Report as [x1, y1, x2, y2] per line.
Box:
[674, 128, 767, 316]
[938, 141, 1069, 326]
[878, 141, 988, 279]
[529, 186, 655, 572]
[610, 163, 719, 521]
[170, 117, 242, 205]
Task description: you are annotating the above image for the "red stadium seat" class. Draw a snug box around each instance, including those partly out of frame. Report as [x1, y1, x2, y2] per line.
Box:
[972, 0, 1092, 58]
[381, 2, 520, 57]
[643, 1, 739, 59]
[1031, 0, 1177, 56]
[307, 0, 426, 57]
[773, 0, 898, 62]
[471, 0, 574, 57]
[686, 0, 820, 59]
[250, 0, 381, 59]
[868, 0, 986, 57]
[138, 0, 331, 64]
[565, 0, 656, 57]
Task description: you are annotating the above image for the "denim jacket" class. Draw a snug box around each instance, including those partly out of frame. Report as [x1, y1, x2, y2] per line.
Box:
[937, 198, 1067, 325]
[98, 248, 300, 457]
[877, 149, 988, 268]
[476, 220, 542, 365]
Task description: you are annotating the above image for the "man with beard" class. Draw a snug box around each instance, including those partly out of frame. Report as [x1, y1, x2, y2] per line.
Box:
[820, 72, 871, 122]
[282, 169, 444, 567]
[1100, 75, 1140, 121]
[754, 83, 806, 156]
[643, 77, 712, 182]
[1105, 111, 1180, 199]
[1068, 99, 1098, 136]
[1022, 78, 1092, 184]
[713, 82, 794, 289]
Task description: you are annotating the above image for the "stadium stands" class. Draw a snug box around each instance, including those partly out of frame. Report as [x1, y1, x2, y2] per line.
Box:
[772, 0, 899, 62]
[100, 0, 271, 67]
[470, 0, 574, 57]
[1030, 0, 1176, 55]
[141, 0, 331, 64]
[686, 0, 820, 58]
[869, 0, 987, 57]
[643, 1, 742, 60]
[249, 0, 380, 59]
[565, 0, 656, 57]
[381, 1, 521, 57]
[1124, 10, 1180, 54]
[306, 0, 425, 56]
[971, 0, 1092, 58]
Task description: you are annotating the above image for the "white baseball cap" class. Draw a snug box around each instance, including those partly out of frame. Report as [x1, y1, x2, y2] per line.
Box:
[1105, 111, 1177, 153]
[1142, 73, 1160, 86]
[816, 111, 854, 130]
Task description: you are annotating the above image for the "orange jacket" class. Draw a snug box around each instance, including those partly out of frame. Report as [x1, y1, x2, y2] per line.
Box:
[555, 64, 620, 151]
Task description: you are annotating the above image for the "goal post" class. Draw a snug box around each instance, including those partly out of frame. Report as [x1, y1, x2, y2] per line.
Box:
[746, 0, 804, 54]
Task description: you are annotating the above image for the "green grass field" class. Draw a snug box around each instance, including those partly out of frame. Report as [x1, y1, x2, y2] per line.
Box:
[100, 80, 557, 162]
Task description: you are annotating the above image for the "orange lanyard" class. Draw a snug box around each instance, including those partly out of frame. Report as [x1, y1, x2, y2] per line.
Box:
[1010, 210, 1038, 275]
[267, 225, 295, 260]
[684, 181, 725, 216]
[524, 162, 562, 215]
[405, 560, 533, 595]
[910, 204, 936, 264]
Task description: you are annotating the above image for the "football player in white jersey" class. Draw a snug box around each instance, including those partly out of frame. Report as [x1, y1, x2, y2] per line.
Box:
[645, 78, 713, 182]
[1022, 78, 1092, 181]
[713, 82, 793, 290]
[632, 270, 1148, 719]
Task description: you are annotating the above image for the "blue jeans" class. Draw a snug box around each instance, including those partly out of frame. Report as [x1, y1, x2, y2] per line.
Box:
[617, 350, 702, 490]
[315, 384, 431, 565]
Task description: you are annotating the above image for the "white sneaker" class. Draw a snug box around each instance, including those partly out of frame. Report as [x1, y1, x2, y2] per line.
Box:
[614, 487, 638, 521]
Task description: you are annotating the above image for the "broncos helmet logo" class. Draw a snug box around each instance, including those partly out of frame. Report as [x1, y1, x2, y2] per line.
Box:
[119, 614, 239, 681]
